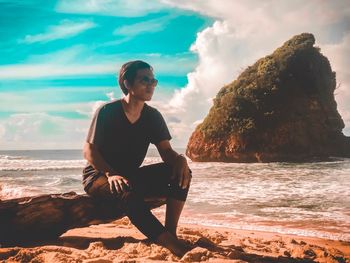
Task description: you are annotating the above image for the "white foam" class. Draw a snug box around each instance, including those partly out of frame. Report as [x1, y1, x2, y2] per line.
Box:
[44, 178, 62, 186]
[180, 216, 350, 242]
[0, 154, 29, 160]
[0, 183, 41, 200]
[0, 159, 86, 171]
[0, 156, 163, 171]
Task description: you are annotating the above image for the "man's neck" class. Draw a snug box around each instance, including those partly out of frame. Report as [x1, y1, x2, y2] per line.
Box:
[122, 95, 144, 114]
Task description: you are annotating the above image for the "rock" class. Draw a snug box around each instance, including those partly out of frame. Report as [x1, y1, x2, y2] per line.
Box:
[304, 248, 316, 259]
[290, 239, 298, 244]
[283, 250, 291, 257]
[181, 247, 211, 262]
[186, 33, 350, 162]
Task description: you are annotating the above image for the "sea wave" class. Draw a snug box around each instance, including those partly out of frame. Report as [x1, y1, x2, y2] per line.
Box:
[0, 154, 29, 160]
[0, 183, 42, 200]
[1, 155, 350, 242]
[0, 157, 166, 171]
[0, 159, 86, 171]
[0, 176, 84, 200]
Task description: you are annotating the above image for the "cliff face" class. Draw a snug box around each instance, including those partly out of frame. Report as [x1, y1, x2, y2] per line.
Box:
[186, 33, 350, 162]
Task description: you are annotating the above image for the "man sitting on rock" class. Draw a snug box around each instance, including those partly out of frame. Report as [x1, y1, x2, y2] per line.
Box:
[82, 60, 192, 257]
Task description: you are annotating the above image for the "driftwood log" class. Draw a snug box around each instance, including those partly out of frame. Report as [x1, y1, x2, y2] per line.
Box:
[0, 192, 166, 246]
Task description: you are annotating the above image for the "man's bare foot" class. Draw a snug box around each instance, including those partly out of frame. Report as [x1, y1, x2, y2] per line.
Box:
[165, 228, 195, 250]
[155, 231, 191, 257]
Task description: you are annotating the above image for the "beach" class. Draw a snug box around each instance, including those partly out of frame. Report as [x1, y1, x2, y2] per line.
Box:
[1, 150, 350, 262]
[1, 216, 349, 262]
[2, 1, 350, 262]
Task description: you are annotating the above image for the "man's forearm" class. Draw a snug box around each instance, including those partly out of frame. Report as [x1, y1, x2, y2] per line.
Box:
[90, 157, 115, 174]
[161, 148, 184, 166]
[87, 149, 117, 176]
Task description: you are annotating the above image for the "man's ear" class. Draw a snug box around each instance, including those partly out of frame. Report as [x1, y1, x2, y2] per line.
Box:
[123, 80, 130, 90]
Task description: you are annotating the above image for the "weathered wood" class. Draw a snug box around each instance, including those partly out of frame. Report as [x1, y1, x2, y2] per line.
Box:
[0, 192, 166, 246]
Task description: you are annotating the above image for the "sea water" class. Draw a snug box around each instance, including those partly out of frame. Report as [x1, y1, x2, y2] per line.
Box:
[0, 149, 349, 241]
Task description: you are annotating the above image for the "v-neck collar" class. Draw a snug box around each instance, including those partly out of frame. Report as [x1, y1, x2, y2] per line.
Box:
[120, 100, 146, 126]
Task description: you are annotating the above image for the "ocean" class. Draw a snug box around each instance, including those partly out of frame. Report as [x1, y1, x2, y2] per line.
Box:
[0, 149, 349, 242]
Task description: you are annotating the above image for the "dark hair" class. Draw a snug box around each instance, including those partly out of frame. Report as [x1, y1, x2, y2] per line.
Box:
[118, 60, 153, 95]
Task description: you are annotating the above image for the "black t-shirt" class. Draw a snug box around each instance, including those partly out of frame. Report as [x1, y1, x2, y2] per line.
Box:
[85, 99, 171, 174]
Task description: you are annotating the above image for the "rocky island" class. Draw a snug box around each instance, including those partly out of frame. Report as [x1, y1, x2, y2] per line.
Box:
[186, 33, 350, 162]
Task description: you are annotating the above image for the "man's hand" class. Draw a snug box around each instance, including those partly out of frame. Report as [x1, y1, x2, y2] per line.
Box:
[171, 155, 191, 189]
[155, 140, 192, 189]
[106, 174, 131, 195]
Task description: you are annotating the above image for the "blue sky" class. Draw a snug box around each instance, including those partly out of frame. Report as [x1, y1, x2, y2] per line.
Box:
[0, 0, 212, 149]
[0, 0, 349, 150]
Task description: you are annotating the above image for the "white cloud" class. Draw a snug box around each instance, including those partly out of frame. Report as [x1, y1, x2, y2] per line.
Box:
[0, 113, 89, 150]
[56, 0, 167, 17]
[106, 91, 118, 101]
[0, 89, 132, 150]
[113, 16, 170, 37]
[322, 33, 350, 135]
[0, 64, 116, 79]
[0, 91, 118, 150]
[157, 0, 350, 146]
[0, 51, 196, 80]
[26, 45, 86, 64]
[0, 125, 5, 139]
[21, 20, 96, 43]
[0, 91, 106, 114]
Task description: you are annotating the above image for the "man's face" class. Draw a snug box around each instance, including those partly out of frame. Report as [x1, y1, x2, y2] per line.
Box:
[128, 68, 158, 101]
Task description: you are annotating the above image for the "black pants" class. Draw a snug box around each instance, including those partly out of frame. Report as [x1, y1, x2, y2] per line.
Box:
[83, 163, 190, 241]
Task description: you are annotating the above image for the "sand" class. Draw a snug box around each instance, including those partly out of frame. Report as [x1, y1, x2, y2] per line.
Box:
[0, 216, 349, 263]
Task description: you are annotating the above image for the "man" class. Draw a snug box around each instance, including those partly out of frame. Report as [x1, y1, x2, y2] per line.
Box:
[82, 60, 192, 257]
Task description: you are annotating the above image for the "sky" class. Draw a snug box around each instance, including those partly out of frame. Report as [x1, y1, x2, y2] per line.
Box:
[0, 0, 349, 150]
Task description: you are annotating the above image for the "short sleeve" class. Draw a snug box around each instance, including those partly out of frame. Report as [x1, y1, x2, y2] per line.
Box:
[86, 105, 106, 146]
[150, 109, 172, 145]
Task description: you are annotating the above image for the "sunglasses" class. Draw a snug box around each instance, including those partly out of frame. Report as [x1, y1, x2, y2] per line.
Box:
[138, 76, 158, 86]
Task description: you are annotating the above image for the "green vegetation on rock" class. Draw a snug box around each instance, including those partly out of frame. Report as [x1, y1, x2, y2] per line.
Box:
[199, 33, 338, 139]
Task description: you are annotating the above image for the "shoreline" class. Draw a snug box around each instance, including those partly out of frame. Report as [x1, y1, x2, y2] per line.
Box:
[180, 220, 350, 243]
[1, 217, 349, 262]
[157, 208, 350, 243]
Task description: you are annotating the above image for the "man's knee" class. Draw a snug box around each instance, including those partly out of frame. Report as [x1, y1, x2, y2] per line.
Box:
[86, 175, 111, 199]
[168, 179, 190, 202]
[167, 164, 191, 201]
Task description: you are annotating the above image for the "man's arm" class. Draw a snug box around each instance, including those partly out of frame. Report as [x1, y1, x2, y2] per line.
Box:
[156, 140, 191, 189]
[83, 142, 130, 193]
[83, 142, 116, 174]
